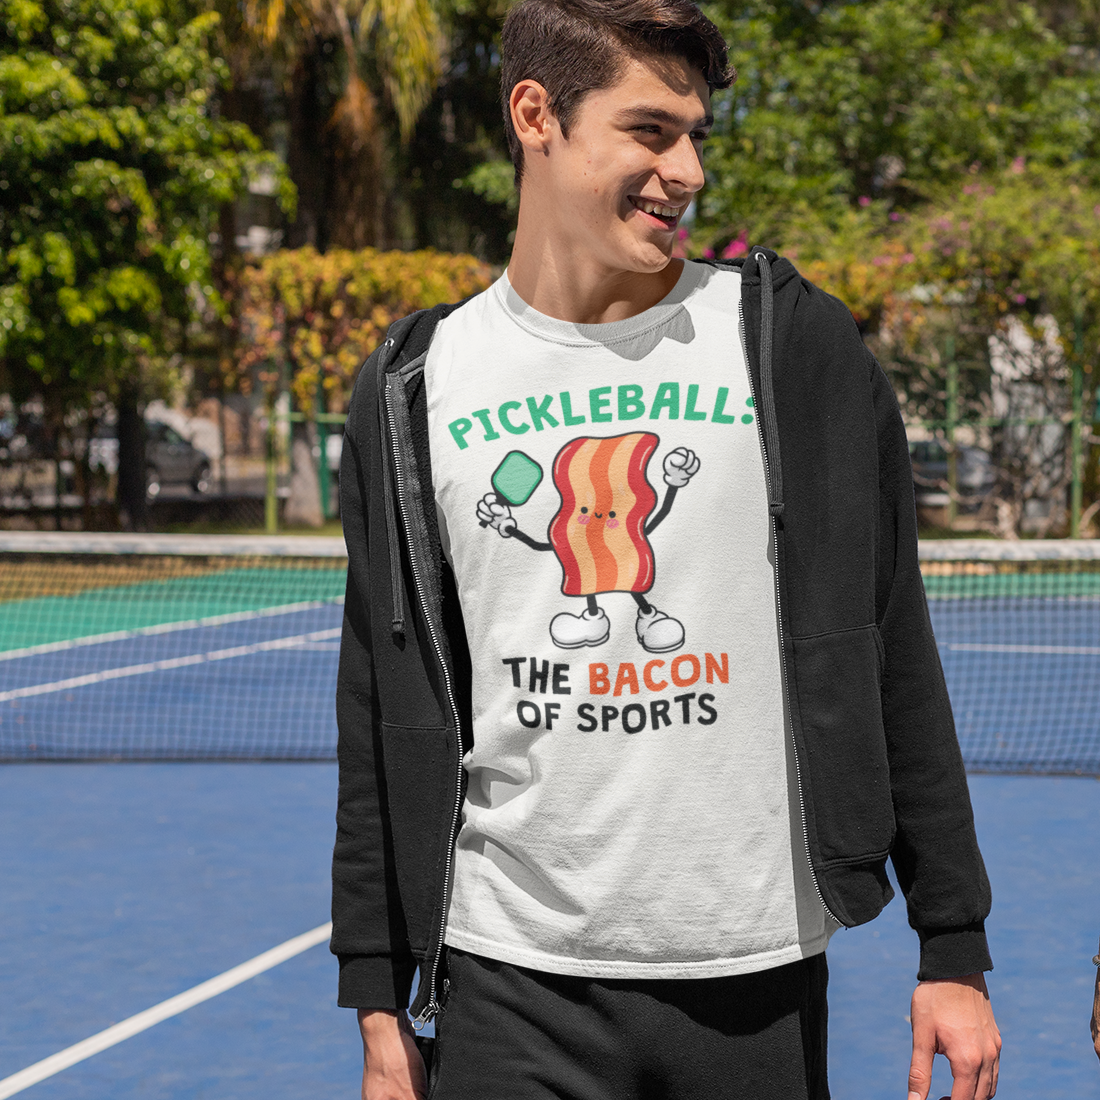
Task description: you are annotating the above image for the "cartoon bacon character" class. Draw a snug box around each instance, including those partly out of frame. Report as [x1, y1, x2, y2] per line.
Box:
[549, 433, 658, 597]
[476, 433, 699, 653]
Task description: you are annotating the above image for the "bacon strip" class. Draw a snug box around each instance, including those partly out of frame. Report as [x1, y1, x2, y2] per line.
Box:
[549, 433, 658, 596]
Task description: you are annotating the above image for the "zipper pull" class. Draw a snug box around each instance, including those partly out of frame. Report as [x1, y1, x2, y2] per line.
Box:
[411, 1000, 439, 1030]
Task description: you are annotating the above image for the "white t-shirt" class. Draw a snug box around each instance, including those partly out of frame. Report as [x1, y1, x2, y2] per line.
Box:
[424, 261, 835, 979]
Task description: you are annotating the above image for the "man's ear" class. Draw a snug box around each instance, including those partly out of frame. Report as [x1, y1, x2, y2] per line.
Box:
[510, 80, 556, 156]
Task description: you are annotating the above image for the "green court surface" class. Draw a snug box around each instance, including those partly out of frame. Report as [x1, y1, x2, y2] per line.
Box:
[0, 568, 346, 653]
[923, 571, 1100, 599]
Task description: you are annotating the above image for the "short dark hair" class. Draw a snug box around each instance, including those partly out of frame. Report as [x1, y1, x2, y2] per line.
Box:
[500, 0, 734, 186]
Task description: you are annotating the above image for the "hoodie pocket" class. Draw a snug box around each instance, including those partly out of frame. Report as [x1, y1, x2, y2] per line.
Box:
[790, 625, 895, 866]
[381, 722, 460, 956]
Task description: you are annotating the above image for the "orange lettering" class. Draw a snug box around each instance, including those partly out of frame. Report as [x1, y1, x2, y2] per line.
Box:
[643, 659, 667, 691]
[589, 663, 610, 694]
[705, 652, 729, 684]
[613, 662, 640, 696]
[671, 654, 700, 687]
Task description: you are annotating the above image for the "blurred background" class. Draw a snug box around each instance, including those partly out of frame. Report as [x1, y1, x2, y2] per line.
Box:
[2, 0, 1099, 539]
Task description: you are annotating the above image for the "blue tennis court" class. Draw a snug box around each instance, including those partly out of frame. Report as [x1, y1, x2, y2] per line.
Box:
[0, 538, 1098, 1097]
[0, 545, 347, 760]
[0, 605, 342, 759]
[1, 765, 1097, 1099]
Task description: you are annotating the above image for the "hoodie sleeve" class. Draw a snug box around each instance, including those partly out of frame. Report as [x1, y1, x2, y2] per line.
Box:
[330, 347, 417, 1010]
[870, 355, 993, 981]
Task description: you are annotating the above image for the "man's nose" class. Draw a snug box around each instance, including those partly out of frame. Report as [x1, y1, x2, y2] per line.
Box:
[659, 133, 705, 195]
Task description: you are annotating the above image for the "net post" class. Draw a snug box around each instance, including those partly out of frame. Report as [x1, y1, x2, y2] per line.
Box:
[946, 336, 958, 530]
[1072, 311, 1084, 539]
[316, 378, 330, 521]
[265, 387, 278, 535]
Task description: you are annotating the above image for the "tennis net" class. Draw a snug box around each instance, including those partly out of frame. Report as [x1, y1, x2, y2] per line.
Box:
[921, 539, 1100, 776]
[0, 533, 347, 760]
[0, 534, 1097, 772]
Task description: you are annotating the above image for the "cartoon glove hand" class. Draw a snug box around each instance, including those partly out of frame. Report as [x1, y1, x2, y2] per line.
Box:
[663, 447, 700, 488]
[477, 493, 516, 535]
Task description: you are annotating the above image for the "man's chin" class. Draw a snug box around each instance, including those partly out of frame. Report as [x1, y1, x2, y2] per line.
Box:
[620, 240, 677, 275]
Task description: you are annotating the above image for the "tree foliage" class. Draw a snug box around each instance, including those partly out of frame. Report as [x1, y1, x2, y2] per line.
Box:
[699, 0, 1100, 243]
[0, 0, 288, 403]
[773, 166, 1100, 536]
[233, 245, 491, 413]
[0, 0, 287, 523]
[214, 0, 446, 252]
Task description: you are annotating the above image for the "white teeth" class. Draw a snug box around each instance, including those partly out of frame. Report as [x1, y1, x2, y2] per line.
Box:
[636, 199, 679, 218]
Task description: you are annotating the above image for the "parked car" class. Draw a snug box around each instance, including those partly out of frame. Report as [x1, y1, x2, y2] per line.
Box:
[91, 420, 213, 496]
[909, 440, 996, 510]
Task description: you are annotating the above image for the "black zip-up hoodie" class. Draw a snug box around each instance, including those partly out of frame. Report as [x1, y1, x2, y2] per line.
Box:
[331, 250, 992, 1023]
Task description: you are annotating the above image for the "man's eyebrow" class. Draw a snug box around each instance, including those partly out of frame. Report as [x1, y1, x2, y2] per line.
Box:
[615, 106, 714, 129]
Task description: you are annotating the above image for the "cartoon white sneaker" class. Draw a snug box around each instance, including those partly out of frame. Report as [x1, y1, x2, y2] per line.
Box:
[636, 606, 684, 653]
[550, 607, 610, 649]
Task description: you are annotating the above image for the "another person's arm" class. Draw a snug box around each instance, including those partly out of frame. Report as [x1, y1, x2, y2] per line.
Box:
[1092, 942, 1100, 1062]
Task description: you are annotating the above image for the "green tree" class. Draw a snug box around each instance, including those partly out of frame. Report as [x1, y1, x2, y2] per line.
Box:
[0, 0, 289, 526]
[218, 0, 444, 251]
[771, 166, 1100, 537]
[700, 0, 1100, 245]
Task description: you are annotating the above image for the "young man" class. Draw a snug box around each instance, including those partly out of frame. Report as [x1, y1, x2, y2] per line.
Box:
[331, 1, 1002, 1096]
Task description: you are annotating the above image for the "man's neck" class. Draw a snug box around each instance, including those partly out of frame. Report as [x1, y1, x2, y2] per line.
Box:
[506, 211, 683, 325]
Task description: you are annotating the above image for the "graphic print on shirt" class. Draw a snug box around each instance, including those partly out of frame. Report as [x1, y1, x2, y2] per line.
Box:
[475, 432, 699, 654]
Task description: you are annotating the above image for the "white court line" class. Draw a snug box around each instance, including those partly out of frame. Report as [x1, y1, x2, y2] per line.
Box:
[0, 922, 332, 1099]
[948, 642, 1100, 656]
[0, 597, 344, 664]
[0, 628, 342, 703]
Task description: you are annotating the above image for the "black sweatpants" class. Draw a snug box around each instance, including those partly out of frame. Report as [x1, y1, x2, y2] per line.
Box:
[426, 948, 830, 1100]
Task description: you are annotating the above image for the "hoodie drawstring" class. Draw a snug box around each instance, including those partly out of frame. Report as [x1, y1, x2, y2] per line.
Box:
[752, 250, 785, 519]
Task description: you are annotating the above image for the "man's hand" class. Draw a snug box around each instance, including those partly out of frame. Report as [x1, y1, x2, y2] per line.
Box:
[359, 1009, 428, 1100]
[908, 973, 1000, 1100]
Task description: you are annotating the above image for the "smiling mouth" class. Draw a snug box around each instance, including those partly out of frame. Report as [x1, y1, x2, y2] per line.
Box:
[630, 196, 682, 228]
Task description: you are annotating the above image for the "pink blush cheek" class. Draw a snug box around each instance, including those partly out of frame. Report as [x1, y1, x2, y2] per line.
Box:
[577, 515, 590, 526]
[605, 518, 619, 529]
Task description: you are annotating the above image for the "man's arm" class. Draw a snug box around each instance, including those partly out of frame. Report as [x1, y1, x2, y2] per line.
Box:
[331, 355, 418, 1012]
[868, 356, 999, 1098]
[359, 1010, 427, 1100]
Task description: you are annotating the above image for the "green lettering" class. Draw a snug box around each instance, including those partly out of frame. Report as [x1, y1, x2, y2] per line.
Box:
[649, 382, 680, 420]
[711, 387, 736, 424]
[560, 391, 585, 426]
[590, 386, 613, 423]
[499, 401, 530, 435]
[448, 418, 473, 449]
[471, 409, 500, 441]
[742, 397, 755, 425]
[684, 384, 707, 421]
[527, 394, 560, 431]
[618, 384, 645, 420]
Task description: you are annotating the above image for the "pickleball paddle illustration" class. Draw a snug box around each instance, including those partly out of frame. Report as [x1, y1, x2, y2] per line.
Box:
[479, 450, 544, 526]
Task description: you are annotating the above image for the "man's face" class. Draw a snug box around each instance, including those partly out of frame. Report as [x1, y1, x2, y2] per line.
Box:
[538, 53, 712, 277]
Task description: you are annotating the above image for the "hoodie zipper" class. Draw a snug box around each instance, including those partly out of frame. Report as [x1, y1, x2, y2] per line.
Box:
[739, 294, 839, 927]
[382, 369, 464, 1027]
